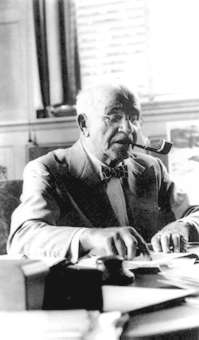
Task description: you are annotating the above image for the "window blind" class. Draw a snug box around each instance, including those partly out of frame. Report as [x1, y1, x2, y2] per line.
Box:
[75, 0, 199, 101]
[75, 0, 150, 96]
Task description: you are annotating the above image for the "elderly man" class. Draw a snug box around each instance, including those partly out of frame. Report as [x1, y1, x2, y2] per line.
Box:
[7, 84, 199, 261]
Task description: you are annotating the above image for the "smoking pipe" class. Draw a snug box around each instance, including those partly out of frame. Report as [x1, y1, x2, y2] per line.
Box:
[133, 138, 172, 155]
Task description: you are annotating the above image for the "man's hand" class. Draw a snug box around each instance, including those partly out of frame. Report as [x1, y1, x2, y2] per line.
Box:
[79, 226, 150, 260]
[151, 220, 190, 253]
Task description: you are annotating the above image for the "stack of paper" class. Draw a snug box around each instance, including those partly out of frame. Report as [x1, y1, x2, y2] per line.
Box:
[159, 258, 199, 290]
[125, 250, 199, 270]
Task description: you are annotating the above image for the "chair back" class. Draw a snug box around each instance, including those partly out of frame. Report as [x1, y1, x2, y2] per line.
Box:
[0, 180, 22, 254]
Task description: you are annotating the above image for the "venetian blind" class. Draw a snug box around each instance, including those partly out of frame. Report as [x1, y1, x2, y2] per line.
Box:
[75, 0, 199, 101]
[75, 0, 150, 97]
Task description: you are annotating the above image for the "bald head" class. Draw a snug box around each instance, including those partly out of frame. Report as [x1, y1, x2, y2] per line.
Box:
[76, 83, 141, 119]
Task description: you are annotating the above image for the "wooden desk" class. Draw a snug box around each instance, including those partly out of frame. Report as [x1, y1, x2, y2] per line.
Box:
[1, 254, 199, 339]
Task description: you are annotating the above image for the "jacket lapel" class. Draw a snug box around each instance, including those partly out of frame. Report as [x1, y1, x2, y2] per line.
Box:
[122, 155, 146, 227]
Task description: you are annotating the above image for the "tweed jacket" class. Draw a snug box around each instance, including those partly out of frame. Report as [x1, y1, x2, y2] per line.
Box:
[7, 139, 199, 258]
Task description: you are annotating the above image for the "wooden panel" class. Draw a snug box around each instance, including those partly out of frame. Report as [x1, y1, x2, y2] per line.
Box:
[26, 142, 73, 161]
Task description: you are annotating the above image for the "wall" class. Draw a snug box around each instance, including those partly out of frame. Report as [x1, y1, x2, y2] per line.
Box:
[0, 117, 79, 179]
[142, 100, 199, 137]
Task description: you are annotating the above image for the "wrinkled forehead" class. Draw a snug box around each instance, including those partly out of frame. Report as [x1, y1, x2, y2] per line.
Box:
[96, 86, 141, 117]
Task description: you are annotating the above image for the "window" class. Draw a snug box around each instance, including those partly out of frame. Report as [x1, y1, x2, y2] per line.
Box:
[75, 0, 199, 102]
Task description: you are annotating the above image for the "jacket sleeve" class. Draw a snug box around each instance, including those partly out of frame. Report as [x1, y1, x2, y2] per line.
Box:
[7, 160, 82, 259]
[157, 158, 199, 238]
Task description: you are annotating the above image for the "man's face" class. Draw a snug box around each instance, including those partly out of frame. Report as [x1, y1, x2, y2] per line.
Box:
[84, 88, 140, 165]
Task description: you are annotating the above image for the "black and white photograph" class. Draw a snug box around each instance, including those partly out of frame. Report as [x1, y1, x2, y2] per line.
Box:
[0, 0, 199, 339]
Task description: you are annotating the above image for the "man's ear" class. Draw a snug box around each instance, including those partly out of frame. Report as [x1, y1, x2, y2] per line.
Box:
[77, 114, 89, 137]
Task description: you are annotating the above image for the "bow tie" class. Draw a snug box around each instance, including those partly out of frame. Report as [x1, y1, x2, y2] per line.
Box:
[101, 164, 128, 182]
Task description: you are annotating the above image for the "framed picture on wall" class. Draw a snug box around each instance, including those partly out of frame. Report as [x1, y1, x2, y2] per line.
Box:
[167, 120, 199, 205]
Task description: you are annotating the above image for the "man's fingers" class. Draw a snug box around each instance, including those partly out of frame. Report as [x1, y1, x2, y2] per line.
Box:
[113, 232, 138, 259]
[171, 233, 181, 252]
[151, 233, 162, 252]
[152, 232, 187, 253]
[113, 232, 127, 258]
[161, 233, 170, 253]
[128, 227, 151, 256]
[180, 235, 188, 252]
[123, 234, 137, 259]
[128, 226, 145, 243]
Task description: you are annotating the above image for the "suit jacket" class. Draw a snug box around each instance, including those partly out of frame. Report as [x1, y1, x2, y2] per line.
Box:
[7, 139, 199, 258]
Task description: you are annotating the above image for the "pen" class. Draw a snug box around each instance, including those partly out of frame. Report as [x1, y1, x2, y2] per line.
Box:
[139, 242, 153, 261]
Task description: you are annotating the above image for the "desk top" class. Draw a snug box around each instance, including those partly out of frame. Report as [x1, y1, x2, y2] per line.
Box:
[70, 245, 199, 338]
[123, 297, 199, 339]
[2, 248, 199, 339]
[122, 245, 199, 339]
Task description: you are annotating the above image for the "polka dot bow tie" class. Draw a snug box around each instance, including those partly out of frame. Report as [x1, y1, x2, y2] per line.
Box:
[101, 164, 128, 182]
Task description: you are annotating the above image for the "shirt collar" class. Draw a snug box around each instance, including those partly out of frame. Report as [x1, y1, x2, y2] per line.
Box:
[82, 141, 125, 181]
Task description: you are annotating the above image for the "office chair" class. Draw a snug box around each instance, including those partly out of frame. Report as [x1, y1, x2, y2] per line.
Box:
[0, 180, 22, 254]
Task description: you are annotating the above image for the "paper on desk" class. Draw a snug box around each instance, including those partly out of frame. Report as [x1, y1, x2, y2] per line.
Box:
[78, 252, 181, 267]
[159, 260, 199, 290]
[103, 286, 194, 313]
[77, 243, 199, 274]
[125, 251, 198, 270]
[147, 244, 199, 290]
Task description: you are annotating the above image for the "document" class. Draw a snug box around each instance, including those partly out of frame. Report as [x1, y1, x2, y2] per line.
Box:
[124, 250, 199, 271]
[103, 286, 194, 313]
[159, 257, 199, 290]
